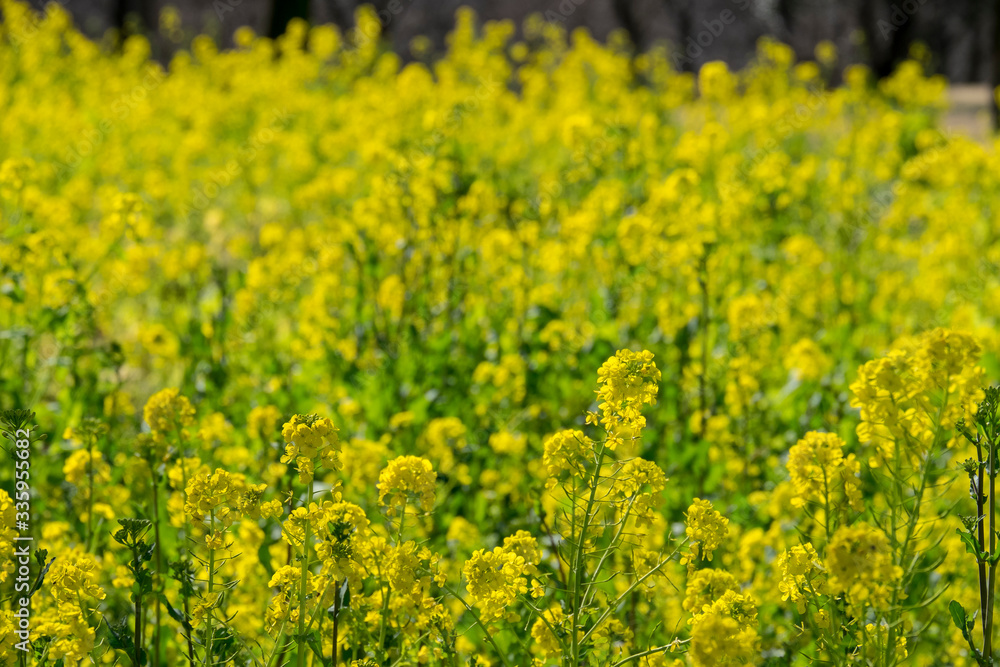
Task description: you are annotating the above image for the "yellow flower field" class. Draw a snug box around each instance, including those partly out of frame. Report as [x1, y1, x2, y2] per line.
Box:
[2, 0, 1000, 665]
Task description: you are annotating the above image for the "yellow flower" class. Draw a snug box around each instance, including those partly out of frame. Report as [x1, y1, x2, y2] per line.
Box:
[377, 456, 437, 513]
[280, 413, 341, 483]
[542, 429, 592, 488]
[489, 430, 527, 456]
[786, 431, 863, 513]
[143, 388, 196, 439]
[595, 349, 661, 440]
[463, 546, 530, 624]
[530, 605, 565, 657]
[684, 498, 729, 564]
[776, 543, 827, 611]
[689, 591, 758, 666]
[683, 568, 740, 614]
[784, 338, 831, 382]
[826, 522, 902, 610]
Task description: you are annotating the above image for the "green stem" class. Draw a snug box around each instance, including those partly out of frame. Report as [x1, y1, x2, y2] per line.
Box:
[610, 640, 688, 667]
[987, 435, 997, 659]
[296, 482, 315, 667]
[134, 584, 143, 666]
[150, 461, 163, 667]
[578, 541, 686, 648]
[440, 583, 513, 667]
[377, 503, 406, 662]
[204, 509, 216, 667]
[87, 436, 95, 549]
[698, 251, 710, 440]
[978, 436, 990, 642]
[331, 578, 340, 666]
[571, 444, 607, 667]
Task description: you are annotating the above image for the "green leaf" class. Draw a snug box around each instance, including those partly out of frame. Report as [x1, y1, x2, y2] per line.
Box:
[102, 617, 132, 652]
[305, 629, 328, 664]
[950, 600, 968, 633]
[160, 593, 192, 631]
[958, 528, 987, 561]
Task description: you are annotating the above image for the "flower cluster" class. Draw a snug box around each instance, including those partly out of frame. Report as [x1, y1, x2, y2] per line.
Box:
[143, 388, 196, 440]
[612, 457, 668, 527]
[463, 535, 543, 624]
[593, 349, 661, 442]
[377, 455, 437, 513]
[33, 550, 107, 665]
[826, 522, 902, 610]
[542, 429, 593, 489]
[185, 468, 281, 537]
[776, 542, 827, 611]
[688, 591, 759, 667]
[786, 431, 863, 514]
[281, 414, 341, 483]
[684, 498, 730, 564]
[850, 329, 984, 461]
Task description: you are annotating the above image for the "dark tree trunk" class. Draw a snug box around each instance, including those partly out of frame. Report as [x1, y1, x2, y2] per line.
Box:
[269, 0, 310, 37]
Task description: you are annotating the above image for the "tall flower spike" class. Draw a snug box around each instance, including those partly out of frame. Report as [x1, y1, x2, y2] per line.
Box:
[594, 349, 661, 447]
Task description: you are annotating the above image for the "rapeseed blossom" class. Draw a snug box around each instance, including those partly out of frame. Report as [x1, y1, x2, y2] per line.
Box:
[0, 0, 997, 662]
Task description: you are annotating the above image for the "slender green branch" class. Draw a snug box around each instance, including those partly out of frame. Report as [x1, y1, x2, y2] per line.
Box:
[295, 483, 315, 667]
[440, 583, 513, 667]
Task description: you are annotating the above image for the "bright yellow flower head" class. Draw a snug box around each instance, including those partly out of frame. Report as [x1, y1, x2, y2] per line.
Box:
[463, 546, 531, 624]
[594, 349, 661, 440]
[143, 388, 196, 439]
[377, 455, 437, 513]
[684, 498, 729, 564]
[280, 413, 341, 483]
[826, 522, 902, 610]
[786, 431, 863, 513]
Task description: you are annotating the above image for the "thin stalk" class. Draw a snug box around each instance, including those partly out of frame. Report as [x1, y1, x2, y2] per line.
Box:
[296, 483, 315, 667]
[377, 503, 406, 662]
[581, 501, 634, 610]
[332, 580, 341, 666]
[978, 436, 989, 641]
[522, 598, 569, 657]
[134, 577, 143, 667]
[571, 444, 607, 667]
[150, 461, 163, 667]
[610, 640, 689, 667]
[539, 511, 567, 591]
[263, 606, 294, 667]
[578, 541, 687, 648]
[204, 509, 217, 667]
[697, 252, 709, 439]
[987, 436, 998, 658]
[87, 435, 95, 548]
[275, 474, 296, 667]
[440, 583, 513, 667]
[177, 430, 197, 667]
[183, 594, 196, 666]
